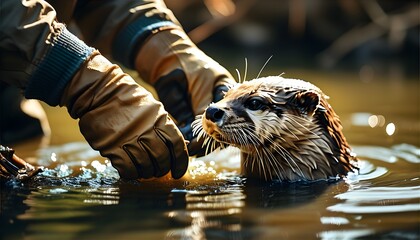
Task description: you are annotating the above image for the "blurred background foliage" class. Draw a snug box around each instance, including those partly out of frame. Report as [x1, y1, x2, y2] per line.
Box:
[166, 0, 419, 79]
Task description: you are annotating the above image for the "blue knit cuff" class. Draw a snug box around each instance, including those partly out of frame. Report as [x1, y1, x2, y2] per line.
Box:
[25, 28, 94, 106]
[112, 16, 178, 69]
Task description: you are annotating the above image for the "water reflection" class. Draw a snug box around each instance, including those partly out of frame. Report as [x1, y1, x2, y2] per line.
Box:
[1, 142, 419, 239]
[167, 178, 247, 239]
[386, 123, 396, 136]
[329, 186, 420, 213]
[347, 109, 419, 146]
[351, 112, 398, 136]
[368, 114, 386, 128]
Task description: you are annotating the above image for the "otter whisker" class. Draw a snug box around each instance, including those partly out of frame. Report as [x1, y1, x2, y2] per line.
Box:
[285, 114, 320, 137]
[272, 144, 306, 177]
[243, 58, 248, 83]
[210, 138, 218, 153]
[260, 157, 269, 180]
[203, 136, 214, 154]
[259, 148, 282, 180]
[281, 116, 314, 140]
[196, 128, 208, 143]
[245, 134, 281, 181]
[285, 115, 313, 132]
[272, 146, 296, 172]
[196, 75, 358, 182]
[242, 127, 263, 146]
[252, 147, 269, 180]
[236, 128, 248, 146]
[235, 69, 242, 84]
[256, 55, 273, 79]
[261, 146, 285, 180]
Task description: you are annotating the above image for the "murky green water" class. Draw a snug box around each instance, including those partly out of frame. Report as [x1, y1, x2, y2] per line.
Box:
[1, 70, 419, 239]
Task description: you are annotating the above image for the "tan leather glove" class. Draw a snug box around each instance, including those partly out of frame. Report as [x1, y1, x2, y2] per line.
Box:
[61, 51, 189, 180]
[134, 29, 235, 156]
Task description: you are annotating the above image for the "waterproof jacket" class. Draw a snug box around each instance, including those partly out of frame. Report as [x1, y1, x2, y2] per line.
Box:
[0, 0, 181, 106]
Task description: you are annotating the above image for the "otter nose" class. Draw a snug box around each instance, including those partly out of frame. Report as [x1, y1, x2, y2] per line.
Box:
[205, 106, 225, 123]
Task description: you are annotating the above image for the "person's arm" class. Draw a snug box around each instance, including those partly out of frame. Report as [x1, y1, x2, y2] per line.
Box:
[0, 0, 87, 102]
[0, 0, 188, 179]
[73, 0, 236, 155]
[73, 0, 181, 65]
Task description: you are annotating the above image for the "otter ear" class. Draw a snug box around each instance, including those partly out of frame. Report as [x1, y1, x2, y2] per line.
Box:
[296, 91, 320, 116]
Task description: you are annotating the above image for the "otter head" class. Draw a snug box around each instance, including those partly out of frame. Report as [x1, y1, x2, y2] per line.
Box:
[192, 76, 358, 182]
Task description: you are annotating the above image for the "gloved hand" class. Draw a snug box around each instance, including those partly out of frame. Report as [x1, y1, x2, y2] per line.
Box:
[134, 28, 235, 156]
[61, 51, 189, 180]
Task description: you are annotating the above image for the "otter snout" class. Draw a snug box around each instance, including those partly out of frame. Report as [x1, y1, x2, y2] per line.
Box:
[205, 106, 225, 123]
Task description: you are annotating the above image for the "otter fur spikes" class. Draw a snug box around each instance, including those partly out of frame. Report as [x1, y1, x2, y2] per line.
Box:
[192, 76, 358, 182]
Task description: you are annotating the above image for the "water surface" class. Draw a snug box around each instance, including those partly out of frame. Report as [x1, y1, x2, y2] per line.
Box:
[1, 71, 419, 239]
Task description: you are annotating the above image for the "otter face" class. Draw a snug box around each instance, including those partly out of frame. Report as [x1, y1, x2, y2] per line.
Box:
[192, 76, 358, 181]
[193, 76, 321, 153]
[200, 96, 277, 152]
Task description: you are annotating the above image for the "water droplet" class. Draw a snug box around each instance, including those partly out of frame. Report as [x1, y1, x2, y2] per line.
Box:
[51, 152, 57, 162]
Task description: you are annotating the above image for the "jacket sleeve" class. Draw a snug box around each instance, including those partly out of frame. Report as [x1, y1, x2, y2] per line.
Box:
[73, 0, 183, 69]
[0, 0, 94, 106]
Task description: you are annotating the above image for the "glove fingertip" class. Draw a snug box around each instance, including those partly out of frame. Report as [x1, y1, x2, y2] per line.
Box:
[171, 148, 189, 179]
[213, 84, 230, 103]
[153, 124, 189, 179]
[187, 138, 205, 157]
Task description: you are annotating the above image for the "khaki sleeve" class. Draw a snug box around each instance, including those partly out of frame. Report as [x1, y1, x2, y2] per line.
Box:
[0, 0, 94, 106]
[73, 0, 182, 68]
[0, 0, 58, 88]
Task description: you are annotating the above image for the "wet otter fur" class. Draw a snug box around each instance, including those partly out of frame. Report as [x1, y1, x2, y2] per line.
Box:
[192, 76, 358, 182]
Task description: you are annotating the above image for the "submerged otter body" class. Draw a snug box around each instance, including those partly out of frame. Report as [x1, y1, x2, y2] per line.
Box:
[192, 76, 358, 182]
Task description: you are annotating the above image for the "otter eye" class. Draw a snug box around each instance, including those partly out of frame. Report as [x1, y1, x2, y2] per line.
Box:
[245, 98, 266, 111]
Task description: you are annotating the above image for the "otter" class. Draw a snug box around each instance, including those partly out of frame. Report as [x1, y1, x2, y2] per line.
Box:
[192, 76, 358, 182]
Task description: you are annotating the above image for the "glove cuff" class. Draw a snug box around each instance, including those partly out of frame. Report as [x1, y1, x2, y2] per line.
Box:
[134, 28, 194, 84]
[25, 27, 94, 106]
[112, 16, 180, 69]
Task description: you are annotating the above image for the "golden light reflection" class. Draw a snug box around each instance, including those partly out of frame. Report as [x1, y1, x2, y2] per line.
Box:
[91, 160, 107, 172]
[83, 188, 120, 205]
[368, 115, 386, 128]
[167, 181, 245, 239]
[386, 123, 396, 136]
[188, 159, 217, 179]
[50, 152, 57, 162]
[352, 113, 398, 137]
[83, 199, 119, 205]
[187, 201, 244, 210]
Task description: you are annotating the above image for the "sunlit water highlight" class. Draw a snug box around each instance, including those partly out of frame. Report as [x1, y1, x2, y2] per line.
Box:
[1, 71, 419, 239]
[1, 141, 419, 240]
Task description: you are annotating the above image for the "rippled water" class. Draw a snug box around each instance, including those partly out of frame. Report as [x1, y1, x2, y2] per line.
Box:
[1, 72, 419, 239]
[1, 143, 419, 239]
